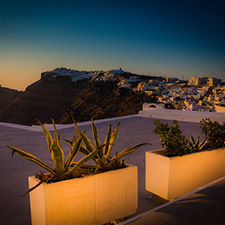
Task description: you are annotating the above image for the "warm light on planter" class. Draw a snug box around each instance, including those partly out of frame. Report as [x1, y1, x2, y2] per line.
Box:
[146, 148, 225, 200]
[29, 165, 138, 225]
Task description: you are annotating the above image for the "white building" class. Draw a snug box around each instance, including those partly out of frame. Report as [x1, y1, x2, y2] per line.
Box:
[214, 102, 225, 113]
[188, 77, 208, 86]
[207, 77, 221, 87]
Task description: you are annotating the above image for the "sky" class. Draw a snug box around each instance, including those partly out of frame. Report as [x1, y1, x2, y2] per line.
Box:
[0, 0, 225, 90]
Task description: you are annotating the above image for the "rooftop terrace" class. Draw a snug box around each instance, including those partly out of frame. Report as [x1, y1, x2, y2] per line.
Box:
[0, 114, 225, 225]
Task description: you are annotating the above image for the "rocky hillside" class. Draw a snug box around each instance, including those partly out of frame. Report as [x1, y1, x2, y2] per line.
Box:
[0, 69, 157, 125]
[0, 86, 21, 117]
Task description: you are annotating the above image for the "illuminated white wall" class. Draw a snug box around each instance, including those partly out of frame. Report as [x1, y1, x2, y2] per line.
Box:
[29, 165, 137, 225]
[146, 148, 225, 200]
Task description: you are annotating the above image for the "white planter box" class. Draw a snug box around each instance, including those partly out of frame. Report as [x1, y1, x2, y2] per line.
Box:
[146, 148, 225, 200]
[29, 165, 137, 225]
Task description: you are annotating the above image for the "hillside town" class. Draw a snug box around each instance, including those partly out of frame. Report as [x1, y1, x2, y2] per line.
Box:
[41, 67, 225, 113]
[132, 76, 225, 113]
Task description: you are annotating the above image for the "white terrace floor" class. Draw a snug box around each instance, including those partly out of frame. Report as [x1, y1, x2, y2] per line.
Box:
[0, 115, 225, 225]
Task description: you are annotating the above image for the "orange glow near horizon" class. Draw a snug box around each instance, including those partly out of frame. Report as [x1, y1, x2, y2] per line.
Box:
[1, 68, 40, 91]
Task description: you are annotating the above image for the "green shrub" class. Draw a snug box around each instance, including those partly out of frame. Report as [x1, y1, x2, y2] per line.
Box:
[200, 118, 225, 150]
[154, 120, 207, 157]
[153, 120, 190, 156]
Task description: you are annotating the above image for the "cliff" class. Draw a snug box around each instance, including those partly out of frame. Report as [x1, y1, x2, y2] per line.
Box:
[0, 71, 156, 125]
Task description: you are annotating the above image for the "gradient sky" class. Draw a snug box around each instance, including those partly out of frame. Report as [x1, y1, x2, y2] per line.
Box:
[0, 0, 225, 90]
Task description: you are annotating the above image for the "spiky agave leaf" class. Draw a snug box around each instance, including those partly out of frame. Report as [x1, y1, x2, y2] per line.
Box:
[196, 135, 200, 146]
[22, 172, 55, 197]
[64, 138, 73, 146]
[49, 140, 64, 174]
[6, 145, 56, 175]
[190, 134, 207, 151]
[190, 134, 197, 149]
[96, 154, 108, 170]
[79, 130, 97, 154]
[72, 116, 79, 142]
[67, 127, 98, 163]
[64, 128, 86, 147]
[69, 163, 98, 174]
[91, 119, 103, 157]
[106, 119, 121, 160]
[199, 137, 207, 150]
[190, 134, 195, 144]
[70, 162, 97, 170]
[79, 145, 99, 164]
[103, 123, 112, 156]
[21, 180, 44, 197]
[49, 120, 65, 174]
[79, 130, 101, 163]
[36, 119, 53, 154]
[64, 148, 98, 177]
[79, 145, 91, 155]
[64, 137, 83, 170]
[52, 119, 61, 148]
[109, 143, 150, 167]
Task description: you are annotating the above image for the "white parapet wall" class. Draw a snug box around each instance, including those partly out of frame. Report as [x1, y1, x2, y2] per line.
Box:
[29, 165, 138, 225]
[139, 107, 225, 124]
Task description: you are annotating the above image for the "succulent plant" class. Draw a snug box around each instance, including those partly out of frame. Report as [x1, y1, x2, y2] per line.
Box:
[6, 119, 97, 195]
[66, 119, 149, 171]
[75, 119, 149, 172]
[189, 134, 207, 152]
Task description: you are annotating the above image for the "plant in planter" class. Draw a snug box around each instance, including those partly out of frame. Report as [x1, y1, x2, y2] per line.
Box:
[61, 118, 149, 224]
[200, 118, 225, 150]
[6, 119, 98, 195]
[189, 134, 207, 152]
[6, 118, 148, 225]
[153, 120, 207, 156]
[76, 119, 149, 172]
[146, 119, 225, 200]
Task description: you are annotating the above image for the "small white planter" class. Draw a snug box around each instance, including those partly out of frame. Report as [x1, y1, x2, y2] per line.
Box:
[29, 165, 137, 225]
[146, 148, 225, 200]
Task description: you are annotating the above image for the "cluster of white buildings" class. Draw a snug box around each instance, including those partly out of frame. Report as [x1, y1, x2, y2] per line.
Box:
[188, 77, 221, 87]
[41, 67, 125, 82]
[133, 76, 225, 112]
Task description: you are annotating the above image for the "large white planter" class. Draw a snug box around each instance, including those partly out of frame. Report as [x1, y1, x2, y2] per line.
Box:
[146, 148, 225, 200]
[29, 165, 137, 225]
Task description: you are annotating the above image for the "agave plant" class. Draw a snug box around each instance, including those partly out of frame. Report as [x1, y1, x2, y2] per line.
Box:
[189, 134, 207, 152]
[6, 119, 97, 195]
[71, 119, 149, 172]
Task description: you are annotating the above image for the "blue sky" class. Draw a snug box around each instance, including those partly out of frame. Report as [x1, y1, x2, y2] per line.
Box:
[0, 0, 225, 90]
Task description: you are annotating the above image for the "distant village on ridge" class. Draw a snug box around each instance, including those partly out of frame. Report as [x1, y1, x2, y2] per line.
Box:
[42, 67, 225, 113]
